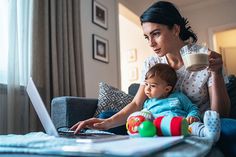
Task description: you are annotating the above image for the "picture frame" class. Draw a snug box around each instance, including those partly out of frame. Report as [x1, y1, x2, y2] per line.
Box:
[92, 34, 109, 63]
[128, 66, 138, 81]
[92, 0, 108, 30]
[127, 49, 137, 62]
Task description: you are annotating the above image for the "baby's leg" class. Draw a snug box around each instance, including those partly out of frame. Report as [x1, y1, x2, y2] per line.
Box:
[188, 110, 221, 142]
[188, 122, 205, 137]
[203, 110, 221, 142]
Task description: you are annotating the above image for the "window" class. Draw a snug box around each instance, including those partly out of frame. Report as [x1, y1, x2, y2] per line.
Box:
[0, 0, 32, 85]
[0, 0, 9, 84]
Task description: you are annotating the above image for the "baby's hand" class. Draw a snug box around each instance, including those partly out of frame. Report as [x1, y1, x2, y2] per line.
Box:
[186, 116, 199, 124]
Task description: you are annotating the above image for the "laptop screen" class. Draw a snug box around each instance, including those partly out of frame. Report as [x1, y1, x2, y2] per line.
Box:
[26, 77, 59, 136]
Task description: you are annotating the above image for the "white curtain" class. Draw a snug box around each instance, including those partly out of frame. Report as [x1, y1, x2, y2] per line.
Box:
[0, 0, 33, 134]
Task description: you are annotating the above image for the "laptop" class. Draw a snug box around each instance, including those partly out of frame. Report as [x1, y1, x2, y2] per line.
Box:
[26, 77, 128, 143]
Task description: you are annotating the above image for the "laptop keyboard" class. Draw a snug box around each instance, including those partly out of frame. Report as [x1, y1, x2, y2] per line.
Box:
[57, 127, 115, 137]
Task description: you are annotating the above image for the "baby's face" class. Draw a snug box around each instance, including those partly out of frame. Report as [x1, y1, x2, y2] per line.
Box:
[144, 76, 170, 99]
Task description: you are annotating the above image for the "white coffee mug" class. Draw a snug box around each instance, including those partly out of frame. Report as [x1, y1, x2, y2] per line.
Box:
[180, 44, 209, 71]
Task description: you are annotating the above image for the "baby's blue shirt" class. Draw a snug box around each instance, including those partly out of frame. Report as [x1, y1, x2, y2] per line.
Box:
[143, 92, 201, 119]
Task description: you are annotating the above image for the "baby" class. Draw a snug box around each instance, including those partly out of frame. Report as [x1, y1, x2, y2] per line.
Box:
[143, 63, 220, 142]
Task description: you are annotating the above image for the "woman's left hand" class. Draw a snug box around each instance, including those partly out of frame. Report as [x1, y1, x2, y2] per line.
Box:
[208, 50, 223, 74]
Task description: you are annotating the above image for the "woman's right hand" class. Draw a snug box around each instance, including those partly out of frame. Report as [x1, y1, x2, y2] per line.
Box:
[70, 118, 110, 134]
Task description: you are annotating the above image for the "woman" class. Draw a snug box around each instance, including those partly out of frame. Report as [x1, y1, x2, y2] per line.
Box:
[71, 1, 234, 156]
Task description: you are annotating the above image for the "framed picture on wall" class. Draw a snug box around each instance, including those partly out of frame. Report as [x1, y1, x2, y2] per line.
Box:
[127, 49, 137, 62]
[92, 0, 108, 29]
[92, 34, 109, 63]
[128, 66, 138, 81]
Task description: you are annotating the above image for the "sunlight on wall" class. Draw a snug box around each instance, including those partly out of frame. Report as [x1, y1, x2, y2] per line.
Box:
[214, 29, 236, 75]
[215, 29, 236, 52]
[119, 3, 152, 92]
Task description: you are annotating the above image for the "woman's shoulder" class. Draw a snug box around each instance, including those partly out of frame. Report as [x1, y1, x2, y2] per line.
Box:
[143, 55, 168, 67]
[140, 55, 168, 83]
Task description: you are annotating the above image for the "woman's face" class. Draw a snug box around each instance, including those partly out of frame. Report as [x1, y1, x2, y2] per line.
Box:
[142, 22, 179, 57]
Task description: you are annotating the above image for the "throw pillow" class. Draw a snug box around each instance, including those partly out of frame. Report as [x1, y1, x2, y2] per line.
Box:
[94, 82, 134, 117]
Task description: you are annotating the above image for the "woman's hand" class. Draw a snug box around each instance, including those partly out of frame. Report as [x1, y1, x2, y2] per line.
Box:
[208, 50, 223, 74]
[186, 116, 199, 124]
[70, 118, 110, 134]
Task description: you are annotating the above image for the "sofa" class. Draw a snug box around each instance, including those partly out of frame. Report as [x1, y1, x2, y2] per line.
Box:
[51, 75, 236, 130]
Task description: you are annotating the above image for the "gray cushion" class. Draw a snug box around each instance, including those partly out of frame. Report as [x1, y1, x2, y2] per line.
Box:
[94, 82, 134, 117]
[51, 96, 98, 128]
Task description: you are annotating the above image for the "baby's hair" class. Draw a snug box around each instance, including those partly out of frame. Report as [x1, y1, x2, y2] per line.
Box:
[145, 63, 177, 91]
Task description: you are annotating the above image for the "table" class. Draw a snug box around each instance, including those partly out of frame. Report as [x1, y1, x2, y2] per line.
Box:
[0, 132, 224, 157]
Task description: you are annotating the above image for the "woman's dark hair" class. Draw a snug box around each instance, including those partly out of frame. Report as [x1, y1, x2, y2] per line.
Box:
[140, 1, 197, 43]
[145, 63, 177, 92]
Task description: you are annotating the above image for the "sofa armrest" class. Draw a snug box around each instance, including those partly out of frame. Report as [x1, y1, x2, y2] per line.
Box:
[227, 75, 236, 119]
[51, 96, 98, 129]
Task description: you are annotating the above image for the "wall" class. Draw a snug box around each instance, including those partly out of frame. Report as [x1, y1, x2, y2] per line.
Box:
[80, 0, 120, 98]
[215, 29, 236, 51]
[118, 0, 155, 18]
[180, 0, 236, 47]
[119, 4, 152, 92]
[215, 29, 236, 75]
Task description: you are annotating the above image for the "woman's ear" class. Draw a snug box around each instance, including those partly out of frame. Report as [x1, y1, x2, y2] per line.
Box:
[173, 24, 180, 36]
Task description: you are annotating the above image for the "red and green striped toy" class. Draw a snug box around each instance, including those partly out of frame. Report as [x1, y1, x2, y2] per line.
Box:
[153, 116, 189, 136]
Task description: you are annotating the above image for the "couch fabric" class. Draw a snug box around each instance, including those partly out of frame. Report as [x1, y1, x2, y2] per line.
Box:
[51, 97, 97, 129]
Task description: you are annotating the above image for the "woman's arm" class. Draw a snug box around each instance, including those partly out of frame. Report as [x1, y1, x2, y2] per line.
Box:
[71, 85, 147, 134]
[103, 85, 147, 128]
[208, 50, 231, 117]
[209, 74, 231, 117]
